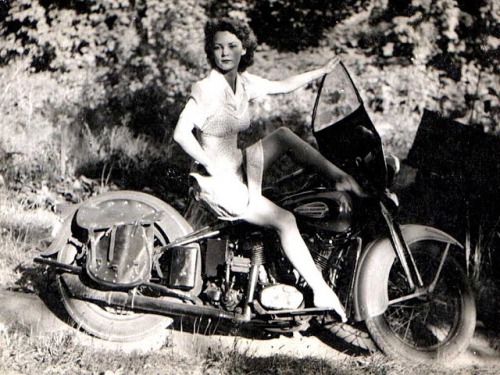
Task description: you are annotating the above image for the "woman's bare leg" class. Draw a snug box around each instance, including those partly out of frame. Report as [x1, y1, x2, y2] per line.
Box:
[261, 127, 363, 195]
[240, 195, 347, 321]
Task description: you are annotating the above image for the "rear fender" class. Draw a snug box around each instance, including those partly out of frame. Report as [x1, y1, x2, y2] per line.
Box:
[41, 205, 80, 257]
[352, 224, 462, 321]
[44, 191, 192, 254]
[41, 191, 201, 294]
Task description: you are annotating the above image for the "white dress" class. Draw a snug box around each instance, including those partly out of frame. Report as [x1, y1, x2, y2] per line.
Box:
[178, 69, 270, 219]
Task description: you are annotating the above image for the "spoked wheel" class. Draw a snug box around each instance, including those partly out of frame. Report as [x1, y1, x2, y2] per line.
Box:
[365, 241, 476, 362]
[57, 191, 194, 342]
[324, 321, 377, 352]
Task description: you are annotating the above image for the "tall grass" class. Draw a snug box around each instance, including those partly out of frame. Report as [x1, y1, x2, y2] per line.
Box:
[0, 60, 70, 183]
[0, 189, 58, 288]
[465, 210, 500, 332]
[79, 123, 166, 172]
[0, 59, 171, 187]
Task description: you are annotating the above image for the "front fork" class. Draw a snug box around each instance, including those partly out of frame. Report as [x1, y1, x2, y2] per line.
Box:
[380, 202, 423, 290]
[380, 202, 452, 298]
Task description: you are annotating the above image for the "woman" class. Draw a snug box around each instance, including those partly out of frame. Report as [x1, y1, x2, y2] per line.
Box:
[174, 18, 363, 322]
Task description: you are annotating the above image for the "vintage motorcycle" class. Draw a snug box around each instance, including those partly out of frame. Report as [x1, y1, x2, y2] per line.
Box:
[35, 61, 476, 363]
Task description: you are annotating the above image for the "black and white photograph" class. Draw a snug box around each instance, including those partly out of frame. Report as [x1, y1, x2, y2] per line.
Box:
[0, 0, 498, 374]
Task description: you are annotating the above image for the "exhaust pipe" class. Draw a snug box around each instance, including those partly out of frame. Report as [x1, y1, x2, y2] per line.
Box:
[60, 274, 238, 321]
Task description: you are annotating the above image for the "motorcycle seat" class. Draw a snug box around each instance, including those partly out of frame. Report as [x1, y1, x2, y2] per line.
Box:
[76, 199, 164, 230]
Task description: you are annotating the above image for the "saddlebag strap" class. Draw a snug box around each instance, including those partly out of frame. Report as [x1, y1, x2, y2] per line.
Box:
[86, 223, 154, 288]
[74, 198, 164, 288]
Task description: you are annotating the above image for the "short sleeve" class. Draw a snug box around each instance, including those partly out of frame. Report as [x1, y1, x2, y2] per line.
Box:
[179, 81, 215, 130]
[241, 72, 271, 101]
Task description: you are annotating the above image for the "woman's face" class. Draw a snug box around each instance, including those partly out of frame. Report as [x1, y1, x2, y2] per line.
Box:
[212, 31, 246, 73]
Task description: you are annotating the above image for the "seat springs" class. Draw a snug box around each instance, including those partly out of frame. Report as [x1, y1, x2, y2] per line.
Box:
[252, 242, 265, 266]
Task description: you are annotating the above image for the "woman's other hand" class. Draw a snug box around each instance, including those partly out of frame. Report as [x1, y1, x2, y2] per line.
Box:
[321, 56, 341, 75]
[335, 174, 367, 197]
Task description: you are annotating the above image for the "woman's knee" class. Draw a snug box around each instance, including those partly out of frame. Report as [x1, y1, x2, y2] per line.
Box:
[271, 126, 295, 142]
[261, 127, 296, 167]
[246, 203, 297, 232]
[274, 209, 298, 232]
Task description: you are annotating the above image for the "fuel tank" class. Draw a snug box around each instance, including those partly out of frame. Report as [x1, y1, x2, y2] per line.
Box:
[280, 189, 353, 233]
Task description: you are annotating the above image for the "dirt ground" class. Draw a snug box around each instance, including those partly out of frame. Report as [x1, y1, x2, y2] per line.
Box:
[1, 289, 498, 368]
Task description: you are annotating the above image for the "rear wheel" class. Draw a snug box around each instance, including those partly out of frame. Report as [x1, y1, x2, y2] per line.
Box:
[57, 191, 193, 342]
[365, 241, 476, 362]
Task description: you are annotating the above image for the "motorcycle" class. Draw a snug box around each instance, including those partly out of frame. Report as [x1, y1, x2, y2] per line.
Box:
[35, 61, 476, 363]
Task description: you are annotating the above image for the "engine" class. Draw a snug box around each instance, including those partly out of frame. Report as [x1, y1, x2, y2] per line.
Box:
[198, 226, 347, 313]
[199, 233, 307, 312]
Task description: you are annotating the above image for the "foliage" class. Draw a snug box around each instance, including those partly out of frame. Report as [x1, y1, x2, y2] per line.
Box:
[0, 0, 498, 190]
[0, 0, 209, 127]
[324, 0, 498, 139]
[362, 0, 499, 69]
[0, 0, 208, 190]
[205, 0, 371, 52]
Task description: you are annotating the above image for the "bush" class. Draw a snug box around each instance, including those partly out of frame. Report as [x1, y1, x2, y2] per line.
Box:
[0, 0, 208, 187]
[0, 0, 497, 191]
[205, 0, 371, 52]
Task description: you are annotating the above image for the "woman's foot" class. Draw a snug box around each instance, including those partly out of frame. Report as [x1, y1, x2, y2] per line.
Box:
[313, 287, 347, 322]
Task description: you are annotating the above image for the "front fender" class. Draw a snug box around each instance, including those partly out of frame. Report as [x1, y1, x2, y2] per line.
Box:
[353, 224, 462, 321]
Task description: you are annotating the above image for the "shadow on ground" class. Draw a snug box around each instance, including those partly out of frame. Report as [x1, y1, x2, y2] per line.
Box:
[1, 276, 499, 365]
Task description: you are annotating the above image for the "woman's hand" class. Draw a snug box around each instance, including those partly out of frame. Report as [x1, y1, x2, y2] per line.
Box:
[335, 174, 367, 197]
[205, 163, 230, 178]
[321, 56, 341, 75]
[265, 56, 342, 95]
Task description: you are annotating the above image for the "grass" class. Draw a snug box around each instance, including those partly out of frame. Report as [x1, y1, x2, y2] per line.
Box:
[1, 324, 499, 375]
[0, 326, 202, 375]
[0, 189, 59, 289]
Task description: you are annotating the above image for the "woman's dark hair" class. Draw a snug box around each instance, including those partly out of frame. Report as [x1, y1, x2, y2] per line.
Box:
[204, 18, 257, 72]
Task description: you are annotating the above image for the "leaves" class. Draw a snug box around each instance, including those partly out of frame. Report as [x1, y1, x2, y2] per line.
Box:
[0, 0, 497, 191]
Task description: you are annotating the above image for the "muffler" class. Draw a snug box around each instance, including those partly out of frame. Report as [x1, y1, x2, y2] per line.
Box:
[60, 274, 237, 321]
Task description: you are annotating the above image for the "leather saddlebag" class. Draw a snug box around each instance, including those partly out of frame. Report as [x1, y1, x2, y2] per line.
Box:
[86, 224, 153, 288]
[76, 199, 159, 288]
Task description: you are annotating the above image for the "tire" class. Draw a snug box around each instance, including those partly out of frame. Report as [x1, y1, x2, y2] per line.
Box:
[57, 191, 194, 342]
[365, 240, 476, 362]
[324, 321, 377, 352]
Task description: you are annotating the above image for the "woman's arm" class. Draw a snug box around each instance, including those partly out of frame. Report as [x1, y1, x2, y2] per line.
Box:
[173, 106, 228, 177]
[173, 110, 212, 169]
[265, 57, 340, 95]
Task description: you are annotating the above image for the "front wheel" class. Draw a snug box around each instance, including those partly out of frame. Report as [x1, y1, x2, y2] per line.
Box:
[365, 241, 476, 362]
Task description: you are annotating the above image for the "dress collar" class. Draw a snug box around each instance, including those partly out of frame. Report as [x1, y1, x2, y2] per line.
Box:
[209, 69, 246, 100]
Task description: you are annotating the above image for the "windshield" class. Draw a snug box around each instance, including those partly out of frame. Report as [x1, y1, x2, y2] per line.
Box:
[312, 64, 362, 133]
[312, 62, 388, 193]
